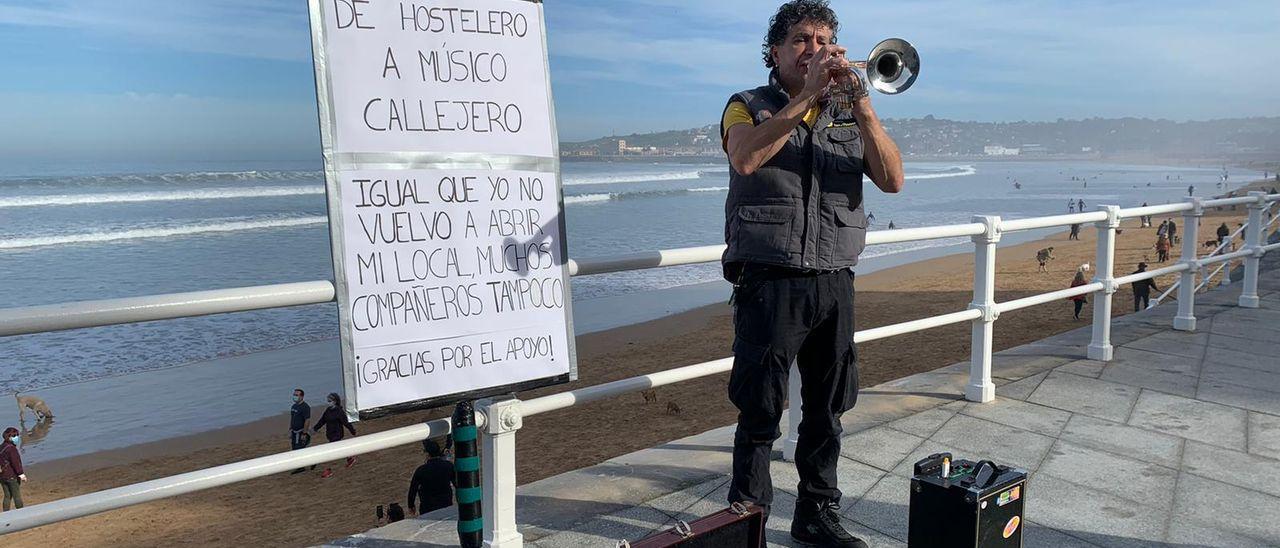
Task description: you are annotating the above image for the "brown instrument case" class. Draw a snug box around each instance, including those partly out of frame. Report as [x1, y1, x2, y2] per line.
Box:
[622, 503, 765, 548]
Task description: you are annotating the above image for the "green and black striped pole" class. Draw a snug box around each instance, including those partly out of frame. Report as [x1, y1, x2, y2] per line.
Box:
[452, 401, 483, 548]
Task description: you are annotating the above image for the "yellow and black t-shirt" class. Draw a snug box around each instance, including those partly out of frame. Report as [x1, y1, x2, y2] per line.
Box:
[720, 101, 822, 150]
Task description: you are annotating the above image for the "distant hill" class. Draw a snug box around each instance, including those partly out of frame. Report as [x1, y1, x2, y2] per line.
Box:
[560, 116, 1280, 162]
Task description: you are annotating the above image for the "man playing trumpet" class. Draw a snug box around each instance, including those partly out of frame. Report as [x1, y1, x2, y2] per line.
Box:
[720, 1, 905, 546]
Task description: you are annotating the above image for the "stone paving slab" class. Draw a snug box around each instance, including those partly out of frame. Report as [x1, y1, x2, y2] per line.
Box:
[1058, 414, 1184, 469]
[1248, 412, 1280, 456]
[324, 266, 1280, 548]
[1038, 441, 1179, 510]
[1098, 362, 1199, 398]
[1028, 370, 1140, 422]
[1172, 474, 1280, 545]
[1196, 379, 1280, 416]
[957, 395, 1073, 437]
[1128, 390, 1249, 451]
[1124, 330, 1209, 358]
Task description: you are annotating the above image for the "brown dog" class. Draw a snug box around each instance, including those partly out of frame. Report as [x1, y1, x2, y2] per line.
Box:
[15, 393, 54, 421]
[665, 401, 682, 415]
[641, 389, 658, 404]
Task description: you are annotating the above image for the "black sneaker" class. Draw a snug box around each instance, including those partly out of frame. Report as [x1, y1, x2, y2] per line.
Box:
[790, 499, 868, 548]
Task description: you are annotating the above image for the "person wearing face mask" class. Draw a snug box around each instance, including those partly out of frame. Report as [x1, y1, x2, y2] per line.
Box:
[312, 392, 357, 478]
[1, 427, 25, 511]
[289, 388, 313, 475]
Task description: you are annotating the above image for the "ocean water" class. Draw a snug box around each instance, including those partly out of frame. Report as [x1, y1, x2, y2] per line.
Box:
[0, 160, 1259, 395]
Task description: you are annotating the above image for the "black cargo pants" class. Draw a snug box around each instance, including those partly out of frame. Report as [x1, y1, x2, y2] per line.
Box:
[727, 264, 859, 507]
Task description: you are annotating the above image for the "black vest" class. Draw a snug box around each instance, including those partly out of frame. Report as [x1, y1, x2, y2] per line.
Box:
[720, 71, 868, 280]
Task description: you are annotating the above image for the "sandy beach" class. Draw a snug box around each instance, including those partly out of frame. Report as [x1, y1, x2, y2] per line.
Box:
[2, 185, 1265, 547]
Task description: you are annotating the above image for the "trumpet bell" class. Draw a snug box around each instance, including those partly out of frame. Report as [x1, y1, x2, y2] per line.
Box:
[866, 38, 919, 95]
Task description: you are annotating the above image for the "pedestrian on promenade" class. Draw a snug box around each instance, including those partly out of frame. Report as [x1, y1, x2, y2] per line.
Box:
[718, 2, 905, 545]
[313, 393, 357, 478]
[1068, 269, 1088, 320]
[1068, 200, 1075, 213]
[1078, 198, 1085, 212]
[1130, 262, 1159, 311]
[1, 427, 25, 511]
[408, 439, 455, 516]
[289, 388, 313, 475]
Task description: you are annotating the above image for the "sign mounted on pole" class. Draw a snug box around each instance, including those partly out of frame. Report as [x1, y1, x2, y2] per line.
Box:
[307, 0, 576, 419]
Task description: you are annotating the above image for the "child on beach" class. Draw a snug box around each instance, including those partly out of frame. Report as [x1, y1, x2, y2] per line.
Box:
[1, 427, 26, 511]
[1067, 269, 1089, 320]
[1155, 235, 1172, 263]
[313, 393, 357, 478]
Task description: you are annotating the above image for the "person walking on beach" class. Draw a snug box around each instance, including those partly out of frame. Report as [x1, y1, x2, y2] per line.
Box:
[1, 427, 25, 511]
[408, 439, 455, 516]
[1155, 234, 1172, 263]
[313, 393, 357, 478]
[719, 2, 903, 545]
[1068, 223, 1080, 240]
[1139, 202, 1151, 227]
[1167, 218, 1178, 244]
[1156, 219, 1168, 239]
[1216, 222, 1230, 248]
[1130, 262, 1159, 311]
[289, 388, 313, 475]
[1036, 247, 1055, 272]
[1068, 269, 1089, 320]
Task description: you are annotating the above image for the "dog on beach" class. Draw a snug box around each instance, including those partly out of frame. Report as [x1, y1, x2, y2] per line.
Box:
[641, 389, 658, 404]
[665, 401, 682, 415]
[1204, 240, 1221, 250]
[15, 393, 54, 422]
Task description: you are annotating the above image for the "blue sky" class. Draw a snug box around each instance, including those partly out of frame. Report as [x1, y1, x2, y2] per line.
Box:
[1, 0, 1278, 164]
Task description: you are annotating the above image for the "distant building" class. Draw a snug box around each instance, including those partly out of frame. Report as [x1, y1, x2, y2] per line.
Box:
[1019, 143, 1048, 155]
[983, 145, 1020, 156]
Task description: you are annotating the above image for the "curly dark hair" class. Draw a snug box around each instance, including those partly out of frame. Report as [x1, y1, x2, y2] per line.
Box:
[762, 0, 840, 68]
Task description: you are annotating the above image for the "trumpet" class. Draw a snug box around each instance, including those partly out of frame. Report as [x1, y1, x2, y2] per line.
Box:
[832, 38, 919, 109]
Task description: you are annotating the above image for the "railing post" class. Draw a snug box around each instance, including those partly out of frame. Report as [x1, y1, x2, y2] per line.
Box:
[782, 360, 801, 462]
[476, 397, 523, 548]
[966, 215, 1000, 403]
[1174, 198, 1203, 331]
[1088, 205, 1121, 361]
[1239, 192, 1267, 308]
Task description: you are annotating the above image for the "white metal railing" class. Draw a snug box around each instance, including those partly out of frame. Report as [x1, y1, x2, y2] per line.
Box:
[1151, 201, 1280, 306]
[2, 192, 1279, 542]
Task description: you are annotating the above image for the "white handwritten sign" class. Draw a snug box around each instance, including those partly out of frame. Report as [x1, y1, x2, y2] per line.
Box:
[309, 0, 572, 416]
[337, 169, 570, 410]
[319, 0, 554, 157]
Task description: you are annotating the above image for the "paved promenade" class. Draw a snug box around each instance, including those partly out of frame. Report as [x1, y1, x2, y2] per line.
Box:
[326, 255, 1280, 547]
